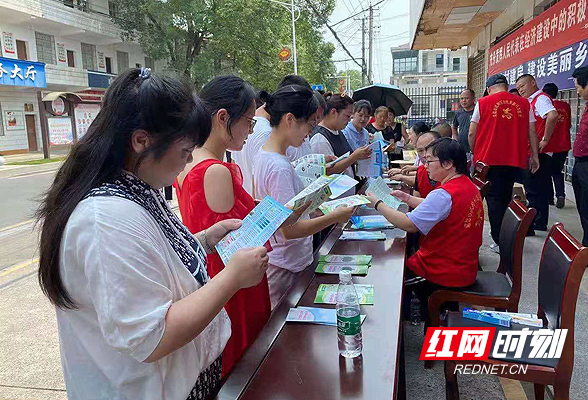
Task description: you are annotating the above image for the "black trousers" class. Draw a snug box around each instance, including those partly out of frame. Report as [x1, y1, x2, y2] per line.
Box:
[486, 166, 521, 244]
[548, 151, 568, 200]
[524, 153, 552, 230]
[572, 158, 588, 246]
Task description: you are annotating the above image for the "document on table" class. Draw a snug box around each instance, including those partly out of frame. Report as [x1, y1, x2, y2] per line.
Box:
[328, 174, 359, 199]
[366, 176, 403, 210]
[356, 140, 382, 177]
[215, 196, 292, 266]
[318, 254, 372, 264]
[383, 178, 402, 185]
[349, 215, 394, 230]
[314, 284, 375, 305]
[339, 231, 387, 241]
[286, 175, 333, 216]
[326, 151, 351, 167]
[286, 307, 366, 326]
[318, 194, 370, 214]
[315, 263, 369, 275]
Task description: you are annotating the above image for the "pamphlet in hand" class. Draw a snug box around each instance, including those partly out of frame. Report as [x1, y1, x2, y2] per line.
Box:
[328, 174, 359, 199]
[292, 154, 327, 187]
[339, 231, 387, 241]
[326, 151, 351, 167]
[367, 176, 403, 210]
[286, 306, 366, 326]
[349, 215, 394, 230]
[314, 284, 374, 305]
[286, 175, 333, 216]
[215, 196, 292, 266]
[318, 194, 370, 214]
[315, 263, 369, 275]
[318, 254, 372, 264]
[356, 140, 383, 177]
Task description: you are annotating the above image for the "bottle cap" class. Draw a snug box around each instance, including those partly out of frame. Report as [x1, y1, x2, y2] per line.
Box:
[339, 268, 353, 281]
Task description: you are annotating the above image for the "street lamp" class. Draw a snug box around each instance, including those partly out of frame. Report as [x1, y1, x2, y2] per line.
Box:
[269, 0, 299, 74]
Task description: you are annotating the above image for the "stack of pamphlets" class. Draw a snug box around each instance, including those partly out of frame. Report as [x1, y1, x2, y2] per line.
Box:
[286, 306, 366, 326]
[319, 254, 372, 264]
[383, 178, 402, 185]
[349, 215, 394, 230]
[462, 308, 544, 328]
[315, 263, 369, 275]
[318, 194, 370, 214]
[366, 176, 403, 210]
[314, 284, 374, 305]
[339, 231, 387, 241]
[215, 196, 292, 266]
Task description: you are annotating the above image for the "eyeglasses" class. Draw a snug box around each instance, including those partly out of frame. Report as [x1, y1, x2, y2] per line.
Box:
[246, 117, 257, 130]
[424, 159, 441, 166]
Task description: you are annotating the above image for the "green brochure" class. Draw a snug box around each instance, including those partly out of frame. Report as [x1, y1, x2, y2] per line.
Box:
[314, 284, 374, 305]
[318, 254, 372, 264]
[315, 263, 369, 275]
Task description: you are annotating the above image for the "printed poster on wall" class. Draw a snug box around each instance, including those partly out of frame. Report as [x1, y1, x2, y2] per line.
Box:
[48, 117, 73, 145]
[2, 32, 15, 56]
[56, 43, 66, 63]
[74, 103, 101, 139]
[97, 52, 106, 70]
[3, 110, 24, 131]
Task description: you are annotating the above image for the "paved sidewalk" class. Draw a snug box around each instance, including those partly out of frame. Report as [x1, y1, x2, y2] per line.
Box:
[1, 148, 70, 164]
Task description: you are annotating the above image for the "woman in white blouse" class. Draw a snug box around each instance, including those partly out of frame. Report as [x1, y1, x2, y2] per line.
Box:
[36, 69, 269, 400]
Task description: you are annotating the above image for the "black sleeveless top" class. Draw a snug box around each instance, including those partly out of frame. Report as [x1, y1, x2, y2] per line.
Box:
[314, 125, 353, 157]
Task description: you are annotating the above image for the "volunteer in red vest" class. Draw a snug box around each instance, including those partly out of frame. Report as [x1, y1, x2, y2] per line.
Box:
[516, 74, 559, 234]
[469, 74, 539, 246]
[572, 66, 588, 246]
[366, 138, 484, 322]
[542, 83, 572, 209]
[388, 131, 441, 197]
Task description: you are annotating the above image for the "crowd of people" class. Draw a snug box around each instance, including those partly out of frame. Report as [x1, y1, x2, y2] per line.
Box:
[33, 65, 588, 399]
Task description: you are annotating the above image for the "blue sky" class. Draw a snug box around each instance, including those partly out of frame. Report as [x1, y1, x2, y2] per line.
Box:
[325, 0, 410, 84]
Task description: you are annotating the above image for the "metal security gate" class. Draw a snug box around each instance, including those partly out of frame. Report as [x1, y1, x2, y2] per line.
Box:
[404, 86, 466, 127]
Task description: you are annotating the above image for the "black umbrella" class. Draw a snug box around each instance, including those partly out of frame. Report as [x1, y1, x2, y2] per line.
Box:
[352, 84, 413, 116]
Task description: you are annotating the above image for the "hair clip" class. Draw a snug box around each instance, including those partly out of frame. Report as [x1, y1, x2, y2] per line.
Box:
[139, 67, 152, 79]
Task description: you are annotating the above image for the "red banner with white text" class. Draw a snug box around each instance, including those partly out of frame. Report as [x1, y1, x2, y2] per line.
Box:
[488, 0, 588, 76]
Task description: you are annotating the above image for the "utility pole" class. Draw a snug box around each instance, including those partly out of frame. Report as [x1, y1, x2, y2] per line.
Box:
[290, 0, 298, 75]
[361, 18, 366, 86]
[368, 4, 373, 84]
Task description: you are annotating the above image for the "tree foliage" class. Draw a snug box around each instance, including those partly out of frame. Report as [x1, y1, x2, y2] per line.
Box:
[112, 0, 337, 90]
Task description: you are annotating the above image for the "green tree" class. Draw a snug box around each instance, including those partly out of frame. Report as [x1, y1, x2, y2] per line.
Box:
[111, 0, 337, 90]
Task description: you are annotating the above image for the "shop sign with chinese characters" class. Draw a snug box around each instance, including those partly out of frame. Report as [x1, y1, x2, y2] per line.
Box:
[0, 57, 46, 88]
[488, 0, 588, 89]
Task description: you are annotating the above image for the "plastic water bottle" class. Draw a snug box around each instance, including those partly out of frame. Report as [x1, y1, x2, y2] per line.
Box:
[410, 295, 421, 325]
[337, 270, 363, 358]
[382, 151, 389, 173]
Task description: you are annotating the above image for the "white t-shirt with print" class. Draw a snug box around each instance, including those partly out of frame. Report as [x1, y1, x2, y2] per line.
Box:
[253, 149, 313, 272]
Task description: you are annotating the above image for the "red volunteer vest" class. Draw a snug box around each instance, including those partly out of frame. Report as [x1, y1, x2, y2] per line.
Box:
[406, 175, 484, 287]
[545, 99, 572, 153]
[473, 91, 529, 169]
[530, 92, 556, 154]
[416, 164, 436, 197]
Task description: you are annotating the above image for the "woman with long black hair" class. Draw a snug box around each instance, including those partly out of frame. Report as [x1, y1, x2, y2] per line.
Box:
[36, 69, 268, 400]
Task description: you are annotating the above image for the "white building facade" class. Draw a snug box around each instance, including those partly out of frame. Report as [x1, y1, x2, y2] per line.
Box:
[0, 0, 153, 154]
[391, 45, 468, 125]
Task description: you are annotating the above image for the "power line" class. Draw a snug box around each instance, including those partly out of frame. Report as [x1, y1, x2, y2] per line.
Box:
[330, 0, 385, 27]
[304, 0, 363, 70]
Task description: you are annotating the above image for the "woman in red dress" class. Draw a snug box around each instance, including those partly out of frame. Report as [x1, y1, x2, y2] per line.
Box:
[174, 76, 270, 377]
